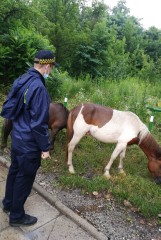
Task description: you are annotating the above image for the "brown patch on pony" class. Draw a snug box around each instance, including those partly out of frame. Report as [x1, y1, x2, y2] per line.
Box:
[82, 103, 113, 128]
[127, 137, 139, 145]
[48, 102, 69, 130]
[139, 133, 161, 159]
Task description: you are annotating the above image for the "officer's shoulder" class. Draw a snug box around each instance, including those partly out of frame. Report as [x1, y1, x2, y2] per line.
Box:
[29, 78, 45, 90]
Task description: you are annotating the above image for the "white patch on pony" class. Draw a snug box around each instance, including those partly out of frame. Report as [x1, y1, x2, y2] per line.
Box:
[73, 107, 149, 144]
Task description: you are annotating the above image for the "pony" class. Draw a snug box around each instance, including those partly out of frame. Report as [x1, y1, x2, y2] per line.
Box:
[1, 102, 69, 151]
[66, 103, 161, 184]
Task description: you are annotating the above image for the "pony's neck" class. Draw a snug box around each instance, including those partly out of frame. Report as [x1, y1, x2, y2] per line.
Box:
[139, 133, 161, 159]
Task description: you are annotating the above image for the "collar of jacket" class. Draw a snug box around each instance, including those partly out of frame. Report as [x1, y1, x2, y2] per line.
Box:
[28, 67, 46, 86]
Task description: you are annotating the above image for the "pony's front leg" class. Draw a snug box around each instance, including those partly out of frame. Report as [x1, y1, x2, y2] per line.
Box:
[67, 141, 75, 174]
[104, 143, 127, 179]
[50, 128, 58, 151]
[67, 135, 83, 174]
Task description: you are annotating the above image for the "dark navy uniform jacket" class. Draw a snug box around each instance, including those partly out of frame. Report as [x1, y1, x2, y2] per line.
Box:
[1, 68, 51, 154]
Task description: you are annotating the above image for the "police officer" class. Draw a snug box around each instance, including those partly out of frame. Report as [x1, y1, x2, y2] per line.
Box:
[1, 50, 57, 226]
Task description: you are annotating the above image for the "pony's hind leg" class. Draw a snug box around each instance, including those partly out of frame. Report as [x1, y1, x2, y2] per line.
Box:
[50, 128, 59, 151]
[104, 142, 127, 179]
[118, 148, 126, 175]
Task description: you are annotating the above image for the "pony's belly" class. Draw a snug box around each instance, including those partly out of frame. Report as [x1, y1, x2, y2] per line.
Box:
[90, 127, 119, 143]
[89, 123, 137, 143]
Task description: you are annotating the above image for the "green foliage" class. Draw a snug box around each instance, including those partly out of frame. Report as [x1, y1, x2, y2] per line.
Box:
[1, 0, 161, 81]
[0, 0, 29, 34]
[143, 27, 161, 62]
[71, 44, 102, 78]
[0, 27, 55, 85]
[62, 76, 159, 122]
[0, 83, 12, 96]
[46, 69, 64, 100]
[41, 0, 81, 70]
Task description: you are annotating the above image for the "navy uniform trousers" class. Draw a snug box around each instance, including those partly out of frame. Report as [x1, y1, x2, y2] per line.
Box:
[3, 148, 41, 221]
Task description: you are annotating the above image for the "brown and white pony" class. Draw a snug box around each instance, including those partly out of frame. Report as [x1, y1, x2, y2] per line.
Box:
[66, 103, 161, 184]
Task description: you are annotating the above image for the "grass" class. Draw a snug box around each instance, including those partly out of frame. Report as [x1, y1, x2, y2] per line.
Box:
[51, 133, 161, 218]
[1, 77, 161, 219]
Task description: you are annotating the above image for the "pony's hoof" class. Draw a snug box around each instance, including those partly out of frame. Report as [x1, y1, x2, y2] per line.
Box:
[104, 173, 111, 180]
[69, 166, 75, 174]
[118, 170, 126, 176]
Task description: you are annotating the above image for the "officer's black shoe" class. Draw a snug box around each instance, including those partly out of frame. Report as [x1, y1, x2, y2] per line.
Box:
[3, 207, 10, 213]
[9, 214, 37, 227]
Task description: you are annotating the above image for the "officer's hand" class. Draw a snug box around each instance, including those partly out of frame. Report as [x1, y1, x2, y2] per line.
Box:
[41, 151, 51, 159]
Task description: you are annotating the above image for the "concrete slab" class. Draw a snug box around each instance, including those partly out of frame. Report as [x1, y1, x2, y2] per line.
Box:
[0, 181, 6, 199]
[0, 208, 9, 232]
[0, 166, 7, 181]
[0, 227, 29, 240]
[49, 215, 96, 240]
[24, 218, 57, 240]
[26, 215, 96, 240]
[0, 174, 5, 182]
[20, 193, 60, 233]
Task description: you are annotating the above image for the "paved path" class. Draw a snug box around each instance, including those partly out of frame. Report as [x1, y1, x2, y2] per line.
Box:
[0, 156, 107, 240]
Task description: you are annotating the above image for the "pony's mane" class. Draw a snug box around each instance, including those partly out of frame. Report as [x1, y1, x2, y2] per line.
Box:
[138, 125, 149, 144]
[140, 132, 161, 158]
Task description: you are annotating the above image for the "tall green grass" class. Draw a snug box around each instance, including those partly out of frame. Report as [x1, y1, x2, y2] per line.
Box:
[61, 77, 161, 123]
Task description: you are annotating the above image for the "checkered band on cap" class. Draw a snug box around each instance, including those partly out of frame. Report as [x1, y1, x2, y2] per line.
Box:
[34, 57, 55, 64]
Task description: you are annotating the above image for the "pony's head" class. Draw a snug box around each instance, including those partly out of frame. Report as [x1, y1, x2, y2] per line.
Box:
[148, 159, 161, 184]
[139, 132, 161, 184]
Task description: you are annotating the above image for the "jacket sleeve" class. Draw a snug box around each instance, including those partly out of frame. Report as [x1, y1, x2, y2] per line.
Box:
[29, 87, 51, 152]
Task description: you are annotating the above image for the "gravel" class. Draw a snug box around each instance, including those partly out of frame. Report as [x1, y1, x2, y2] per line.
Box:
[35, 170, 161, 240]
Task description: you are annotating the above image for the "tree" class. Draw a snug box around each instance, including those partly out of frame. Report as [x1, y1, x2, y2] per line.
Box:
[0, 27, 54, 85]
[143, 27, 161, 62]
[0, 0, 55, 85]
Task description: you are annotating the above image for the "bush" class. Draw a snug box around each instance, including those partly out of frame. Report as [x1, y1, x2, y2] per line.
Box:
[0, 26, 55, 86]
[46, 69, 63, 100]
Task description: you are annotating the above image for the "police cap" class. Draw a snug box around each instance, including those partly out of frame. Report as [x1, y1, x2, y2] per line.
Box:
[34, 50, 59, 66]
